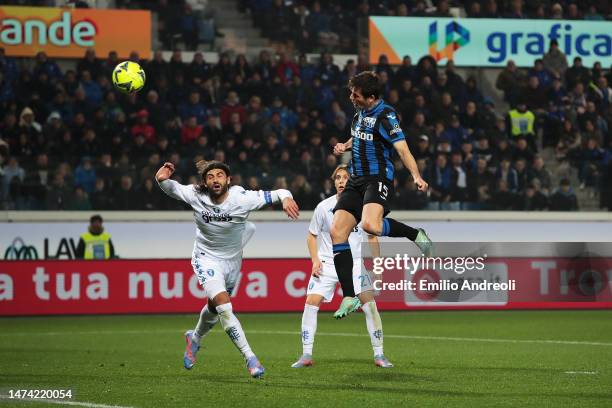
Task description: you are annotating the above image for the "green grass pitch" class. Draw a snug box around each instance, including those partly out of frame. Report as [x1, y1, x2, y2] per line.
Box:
[1, 311, 611, 407]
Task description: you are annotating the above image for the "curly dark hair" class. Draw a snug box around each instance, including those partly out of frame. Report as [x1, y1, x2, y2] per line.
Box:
[195, 160, 231, 193]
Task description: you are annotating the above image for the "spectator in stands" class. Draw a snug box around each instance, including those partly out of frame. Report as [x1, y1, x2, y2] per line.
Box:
[77, 49, 103, 80]
[496, 157, 519, 192]
[33, 52, 62, 81]
[131, 109, 156, 145]
[306, 2, 339, 50]
[566, 57, 591, 89]
[45, 172, 72, 210]
[542, 40, 568, 78]
[506, 0, 526, 18]
[428, 153, 452, 208]
[74, 156, 97, 194]
[450, 151, 469, 207]
[490, 179, 518, 210]
[139, 178, 163, 210]
[550, 3, 564, 19]
[577, 138, 604, 190]
[522, 183, 549, 210]
[179, 90, 207, 124]
[113, 174, 137, 210]
[523, 76, 548, 113]
[180, 4, 199, 50]
[513, 137, 535, 162]
[66, 186, 92, 211]
[496, 60, 525, 106]
[549, 178, 578, 211]
[468, 157, 494, 208]
[181, 116, 203, 145]
[220, 91, 246, 126]
[527, 155, 552, 193]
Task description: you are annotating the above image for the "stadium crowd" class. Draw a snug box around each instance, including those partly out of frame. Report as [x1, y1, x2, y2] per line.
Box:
[1, 44, 610, 212]
[239, 0, 611, 53]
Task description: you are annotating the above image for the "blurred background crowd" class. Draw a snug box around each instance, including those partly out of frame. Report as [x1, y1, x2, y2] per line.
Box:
[0, 0, 610, 211]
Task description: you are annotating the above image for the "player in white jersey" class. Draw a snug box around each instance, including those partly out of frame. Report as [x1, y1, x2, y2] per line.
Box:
[291, 165, 393, 369]
[156, 160, 299, 378]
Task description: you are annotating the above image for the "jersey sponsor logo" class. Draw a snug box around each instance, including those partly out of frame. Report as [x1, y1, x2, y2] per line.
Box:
[360, 116, 377, 128]
[351, 128, 374, 141]
[201, 210, 233, 223]
[389, 123, 403, 135]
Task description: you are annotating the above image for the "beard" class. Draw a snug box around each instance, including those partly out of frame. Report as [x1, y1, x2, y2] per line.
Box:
[208, 182, 230, 198]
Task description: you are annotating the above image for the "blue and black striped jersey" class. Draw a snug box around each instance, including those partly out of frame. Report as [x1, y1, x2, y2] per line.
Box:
[348, 99, 405, 181]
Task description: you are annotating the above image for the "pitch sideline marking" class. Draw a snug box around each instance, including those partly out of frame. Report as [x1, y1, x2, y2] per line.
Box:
[564, 371, 598, 375]
[0, 395, 134, 408]
[1, 329, 611, 347]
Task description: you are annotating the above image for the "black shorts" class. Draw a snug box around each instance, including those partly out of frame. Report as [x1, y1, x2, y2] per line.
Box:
[333, 176, 393, 222]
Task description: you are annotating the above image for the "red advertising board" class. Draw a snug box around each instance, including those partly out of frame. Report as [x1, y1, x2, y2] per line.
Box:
[0, 259, 611, 316]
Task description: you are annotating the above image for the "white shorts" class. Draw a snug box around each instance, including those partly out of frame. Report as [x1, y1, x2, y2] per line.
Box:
[306, 259, 374, 303]
[191, 252, 243, 300]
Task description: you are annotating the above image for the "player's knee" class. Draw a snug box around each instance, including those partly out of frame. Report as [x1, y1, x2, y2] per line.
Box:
[305, 295, 322, 307]
[361, 219, 382, 236]
[358, 291, 375, 304]
[330, 224, 349, 243]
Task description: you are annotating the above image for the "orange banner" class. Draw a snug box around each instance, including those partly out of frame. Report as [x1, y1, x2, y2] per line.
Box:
[0, 6, 151, 59]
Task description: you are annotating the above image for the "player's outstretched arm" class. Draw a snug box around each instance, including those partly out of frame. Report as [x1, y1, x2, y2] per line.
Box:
[155, 162, 197, 204]
[238, 188, 300, 219]
[333, 137, 353, 156]
[393, 141, 429, 191]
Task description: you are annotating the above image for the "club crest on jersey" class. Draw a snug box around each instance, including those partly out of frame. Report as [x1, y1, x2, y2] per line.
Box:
[360, 116, 376, 128]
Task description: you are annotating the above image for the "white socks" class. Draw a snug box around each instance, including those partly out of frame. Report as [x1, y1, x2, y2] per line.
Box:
[216, 303, 255, 360]
[192, 304, 218, 343]
[362, 301, 384, 356]
[301, 304, 319, 355]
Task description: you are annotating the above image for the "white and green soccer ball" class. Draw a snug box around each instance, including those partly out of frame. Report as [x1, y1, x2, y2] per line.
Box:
[112, 61, 146, 94]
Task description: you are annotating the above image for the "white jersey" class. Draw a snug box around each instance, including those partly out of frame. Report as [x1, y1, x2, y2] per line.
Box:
[158, 179, 290, 259]
[309, 195, 364, 263]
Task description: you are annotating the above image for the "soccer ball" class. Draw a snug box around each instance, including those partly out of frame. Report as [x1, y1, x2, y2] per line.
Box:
[112, 61, 146, 94]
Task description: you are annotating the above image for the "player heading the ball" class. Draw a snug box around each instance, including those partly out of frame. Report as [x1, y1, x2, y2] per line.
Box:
[331, 71, 433, 319]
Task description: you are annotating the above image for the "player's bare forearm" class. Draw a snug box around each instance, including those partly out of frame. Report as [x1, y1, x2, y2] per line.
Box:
[394, 141, 429, 191]
[306, 233, 320, 263]
[307, 232, 322, 277]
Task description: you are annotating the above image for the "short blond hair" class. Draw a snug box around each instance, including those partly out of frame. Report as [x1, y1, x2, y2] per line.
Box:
[331, 164, 349, 180]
